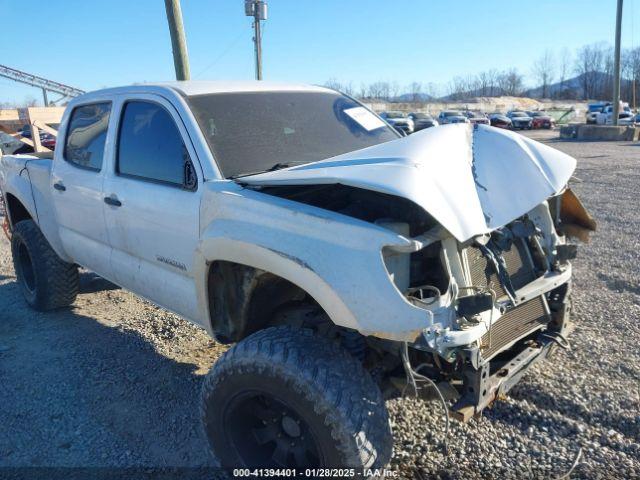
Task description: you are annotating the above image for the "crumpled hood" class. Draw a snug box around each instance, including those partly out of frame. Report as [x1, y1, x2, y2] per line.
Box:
[241, 124, 576, 241]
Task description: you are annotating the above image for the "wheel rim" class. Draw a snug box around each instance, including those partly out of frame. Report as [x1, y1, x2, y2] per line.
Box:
[17, 241, 36, 293]
[223, 392, 322, 468]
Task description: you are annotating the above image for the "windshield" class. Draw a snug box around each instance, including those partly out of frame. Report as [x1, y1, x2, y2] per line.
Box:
[588, 105, 604, 112]
[410, 113, 429, 119]
[385, 111, 406, 118]
[511, 112, 527, 117]
[186, 91, 398, 179]
[444, 111, 462, 117]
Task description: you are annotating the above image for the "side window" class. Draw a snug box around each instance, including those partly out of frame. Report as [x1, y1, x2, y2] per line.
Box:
[117, 101, 192, 187]
[64, 102, 111, 170]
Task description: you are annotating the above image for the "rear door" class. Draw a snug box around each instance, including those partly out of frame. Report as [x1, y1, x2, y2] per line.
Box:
[102, 95, 201, 321]
[51, 101, 113, 276]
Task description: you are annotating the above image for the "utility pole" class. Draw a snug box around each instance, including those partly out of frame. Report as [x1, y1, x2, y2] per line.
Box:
[612, 0, 623, 126]
[164, 0, 191, 81]
[245, 0, 268, 80]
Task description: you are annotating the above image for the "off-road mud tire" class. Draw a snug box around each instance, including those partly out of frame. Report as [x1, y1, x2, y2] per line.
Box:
[200, 325, 393, 470]
[11, 219, 79, 310]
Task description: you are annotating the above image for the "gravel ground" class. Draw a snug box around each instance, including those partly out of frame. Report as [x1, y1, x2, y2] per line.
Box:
[0, 130, 638, 479]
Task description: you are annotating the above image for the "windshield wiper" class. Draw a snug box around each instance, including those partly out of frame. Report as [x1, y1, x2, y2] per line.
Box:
[228, 161, 309, 180]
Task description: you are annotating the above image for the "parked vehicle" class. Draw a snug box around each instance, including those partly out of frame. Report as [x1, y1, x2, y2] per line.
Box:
[464, 111, 490, 125]
[0, 81, 595, 470]
[19, 125, 32, 138]
[585, 102, 607, 124]
[507, 111, 533, 130]
[408, 112, 438, 131]
[379, 111, 414, 134]
[438, 110, 469, 124]
[39, 133, 56, 150]
[488, 113, 512, 129]
[595, 104, 634, 125]
[530, 111, 556, 129]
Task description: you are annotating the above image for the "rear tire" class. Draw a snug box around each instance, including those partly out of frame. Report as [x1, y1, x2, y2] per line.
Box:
[200, 326, 393, 469]
[11, 219, 79, 310]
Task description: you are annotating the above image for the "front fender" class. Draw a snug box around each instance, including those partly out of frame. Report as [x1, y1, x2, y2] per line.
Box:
[195, 183, 438, 341]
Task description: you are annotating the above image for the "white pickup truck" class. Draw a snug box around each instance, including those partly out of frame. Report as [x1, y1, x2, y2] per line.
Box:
[0, 81, 595, 470]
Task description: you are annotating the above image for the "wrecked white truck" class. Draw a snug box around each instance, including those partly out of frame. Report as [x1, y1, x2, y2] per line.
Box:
[0, 82, 595, 469]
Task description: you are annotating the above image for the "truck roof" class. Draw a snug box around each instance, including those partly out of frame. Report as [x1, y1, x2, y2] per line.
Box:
[72, 80, 334, 101]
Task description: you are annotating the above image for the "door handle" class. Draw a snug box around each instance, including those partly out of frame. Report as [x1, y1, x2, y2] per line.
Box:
[104, 196, 122, 207]
[53, 182, 66, 191]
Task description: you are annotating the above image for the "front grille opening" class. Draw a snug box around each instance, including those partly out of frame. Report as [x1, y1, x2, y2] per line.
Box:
[480, 296, 551, 360]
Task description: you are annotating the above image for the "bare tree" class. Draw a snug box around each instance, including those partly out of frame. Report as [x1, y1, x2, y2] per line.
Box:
[324, 78, 343, 92]
[24, 96, 38, 107]
[622, 47, 640, 107]
[342, 81, 355, 97]
[408, 81, 423, 102]
[368, 82, 386, 100]
[497, 69, 524, 96]
[532, 50, 555, 98]
[574, 43, 606, 99]
[389, 81, 400, 101]
[358, 82, 368, 99]
[556, 47, 572, 97]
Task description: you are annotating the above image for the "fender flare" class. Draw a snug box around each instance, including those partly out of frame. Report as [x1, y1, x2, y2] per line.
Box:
[193, 236, 360, 338]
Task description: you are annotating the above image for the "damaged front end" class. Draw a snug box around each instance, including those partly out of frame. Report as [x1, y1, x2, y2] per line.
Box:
[399, 189, 594, 420]
[241, 123, 595, 418]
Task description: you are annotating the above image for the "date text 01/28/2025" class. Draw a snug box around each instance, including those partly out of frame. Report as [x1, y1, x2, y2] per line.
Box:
[232, 468, 399, 477]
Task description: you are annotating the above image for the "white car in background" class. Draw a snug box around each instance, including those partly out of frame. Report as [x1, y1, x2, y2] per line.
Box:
[379, 111, 414, 134]
[438, 110, 469, 124]
[596, 104, 634, 125]
[585, 102, 607, 124]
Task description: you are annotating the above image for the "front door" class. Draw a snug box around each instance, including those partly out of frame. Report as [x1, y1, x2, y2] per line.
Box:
[102, 96, 201, 321]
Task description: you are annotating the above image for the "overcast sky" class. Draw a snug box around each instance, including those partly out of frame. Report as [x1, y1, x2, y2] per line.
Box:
[1, 0, 637, 104]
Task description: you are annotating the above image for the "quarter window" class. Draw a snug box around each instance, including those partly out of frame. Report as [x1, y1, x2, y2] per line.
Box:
[64, 102, 111, 170]
[117, 101, 191, 186]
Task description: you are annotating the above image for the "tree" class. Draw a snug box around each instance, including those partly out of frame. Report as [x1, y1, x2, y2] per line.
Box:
[574, 43, 606, 99]
[557, 47, 572, 98]
[497, 69, 524, 96]
[408, 81, 423, 102]
[324, 78, 343, 92]
[358, 82, 368, 99]
[532, 50, 555, 98]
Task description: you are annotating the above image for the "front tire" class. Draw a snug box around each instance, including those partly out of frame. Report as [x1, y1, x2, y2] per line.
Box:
[200, 326, 392, 469]
[11, 220, 79, 310]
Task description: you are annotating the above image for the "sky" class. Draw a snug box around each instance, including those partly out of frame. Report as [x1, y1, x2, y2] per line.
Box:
[0, 0, 638, 105]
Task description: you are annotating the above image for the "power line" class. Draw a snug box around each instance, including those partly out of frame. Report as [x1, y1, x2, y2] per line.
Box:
[194, 30, 246, 78]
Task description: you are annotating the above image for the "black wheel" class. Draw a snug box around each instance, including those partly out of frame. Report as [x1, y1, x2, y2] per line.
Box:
[201, 326, 392, 469]
[11, 219, 79, 310]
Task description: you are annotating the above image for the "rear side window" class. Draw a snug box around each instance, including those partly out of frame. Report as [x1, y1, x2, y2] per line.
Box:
[64, 102, 111, 170]
[117, 101, 190, 186]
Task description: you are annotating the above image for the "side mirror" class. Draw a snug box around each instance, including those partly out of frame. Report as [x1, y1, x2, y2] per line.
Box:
[184, 160, 197, 190]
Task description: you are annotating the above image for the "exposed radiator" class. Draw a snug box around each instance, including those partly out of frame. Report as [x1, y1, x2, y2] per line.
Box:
[464, 238, 537, 298]
[480, 296, 550, 359]
[464, 238, 550, 359]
